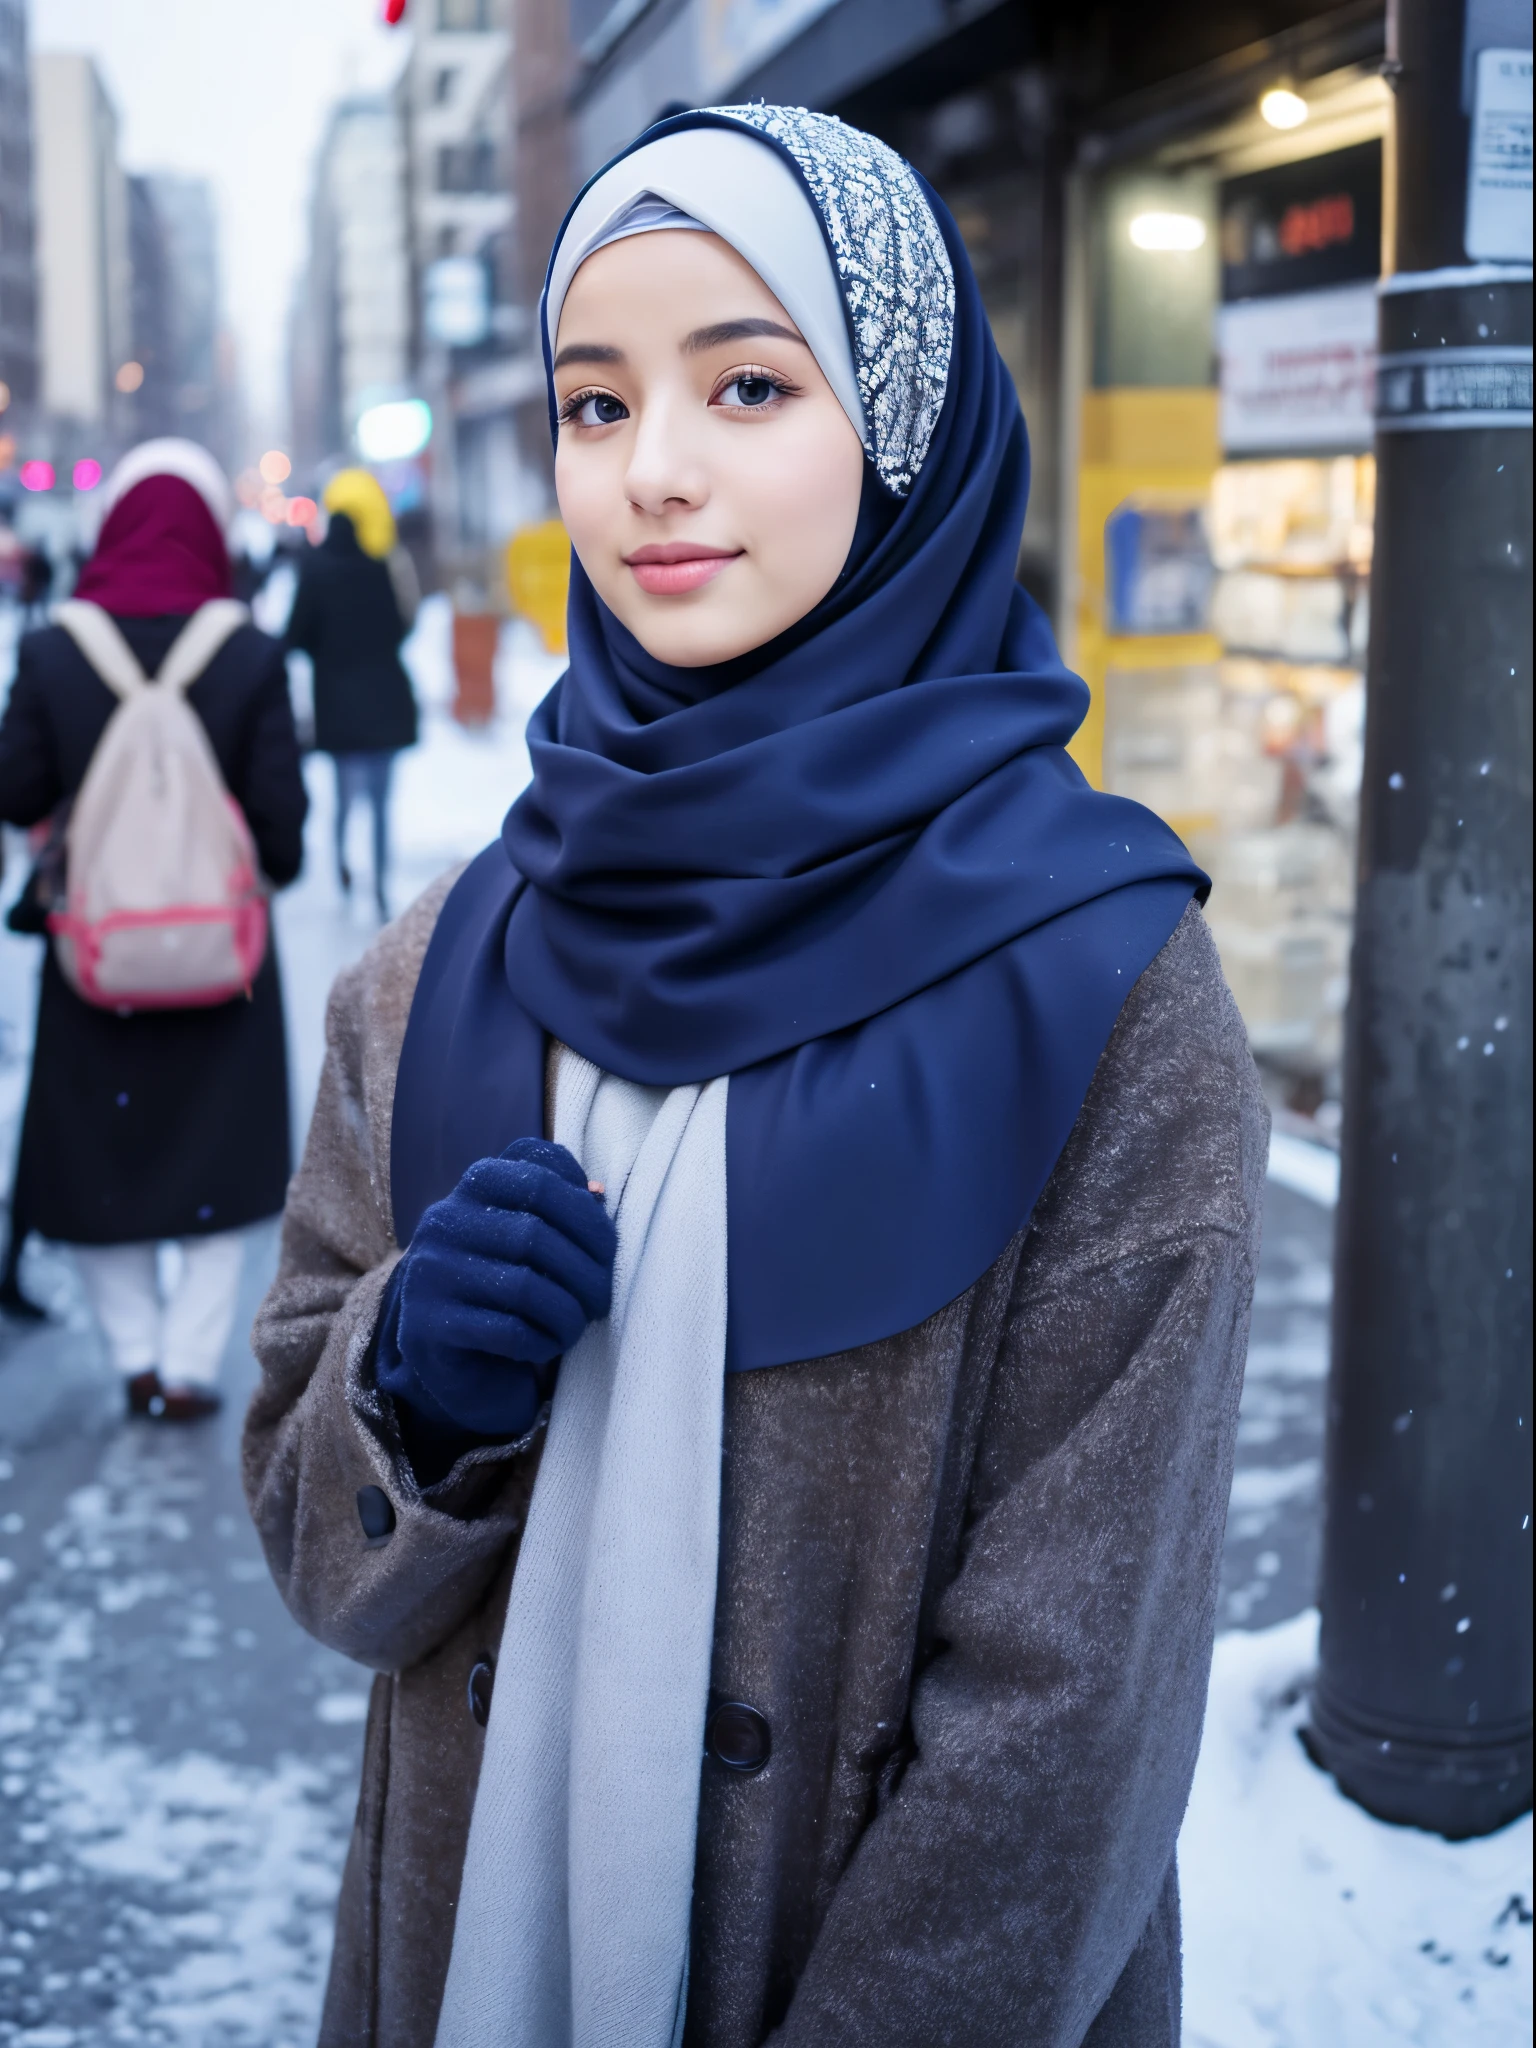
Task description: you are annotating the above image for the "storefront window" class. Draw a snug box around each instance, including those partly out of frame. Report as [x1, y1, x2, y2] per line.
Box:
[1080, 70, 1390, 1113]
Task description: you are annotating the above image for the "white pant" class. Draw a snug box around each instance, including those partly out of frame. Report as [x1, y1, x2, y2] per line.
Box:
[72, 1232, 246, 1389]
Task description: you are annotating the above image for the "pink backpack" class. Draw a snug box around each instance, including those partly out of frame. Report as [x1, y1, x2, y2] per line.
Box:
[48, 599, 270, 1011]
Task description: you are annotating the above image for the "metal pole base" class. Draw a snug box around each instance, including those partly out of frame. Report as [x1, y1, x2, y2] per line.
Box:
[1306, 1678, 1532, 1840]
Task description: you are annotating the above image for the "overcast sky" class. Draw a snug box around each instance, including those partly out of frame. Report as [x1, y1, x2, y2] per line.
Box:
[31, 0, 408, 451]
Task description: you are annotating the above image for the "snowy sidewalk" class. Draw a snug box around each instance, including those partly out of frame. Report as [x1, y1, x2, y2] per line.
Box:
[1181, 1615, 1531, 2047]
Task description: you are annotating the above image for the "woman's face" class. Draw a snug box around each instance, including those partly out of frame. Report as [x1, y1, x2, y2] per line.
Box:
[553, 229, 866, 668]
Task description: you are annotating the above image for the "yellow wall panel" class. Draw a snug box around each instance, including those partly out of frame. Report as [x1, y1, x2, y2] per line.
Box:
[1070, 388, 1220, 786]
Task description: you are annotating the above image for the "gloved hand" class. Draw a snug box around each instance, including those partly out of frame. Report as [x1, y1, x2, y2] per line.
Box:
[375, 1136, 616, 1448]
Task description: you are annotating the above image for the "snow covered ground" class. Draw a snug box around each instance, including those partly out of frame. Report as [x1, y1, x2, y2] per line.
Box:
[1182, 1614, 1532, 2048]
[0, 595, 1528, 2046]
[0, 1390, 363, 2047]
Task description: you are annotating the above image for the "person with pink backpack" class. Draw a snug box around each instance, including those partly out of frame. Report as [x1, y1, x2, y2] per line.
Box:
[0, 440, 307, 1420]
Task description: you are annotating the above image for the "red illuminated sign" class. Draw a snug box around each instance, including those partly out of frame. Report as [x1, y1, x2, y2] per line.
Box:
[1278, 195, 1356, 258]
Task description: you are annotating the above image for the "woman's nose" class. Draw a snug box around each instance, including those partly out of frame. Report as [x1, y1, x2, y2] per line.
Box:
[623, 395, 709, 516]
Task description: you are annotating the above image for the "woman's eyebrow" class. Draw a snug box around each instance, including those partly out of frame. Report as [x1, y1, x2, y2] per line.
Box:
[683, 318, 805, 353]
[552, 342, 625, 370]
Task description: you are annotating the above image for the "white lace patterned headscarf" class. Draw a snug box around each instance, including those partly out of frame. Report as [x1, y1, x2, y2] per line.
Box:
[543, 106, 956, 497]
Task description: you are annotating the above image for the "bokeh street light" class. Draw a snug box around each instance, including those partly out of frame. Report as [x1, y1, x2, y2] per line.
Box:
[356, 398, 432, 463]
[115, 361, 145, 394]
[259, 449, 293, 485]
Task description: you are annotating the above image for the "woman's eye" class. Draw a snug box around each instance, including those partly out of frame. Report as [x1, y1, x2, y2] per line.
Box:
[718, 375, 781, 409]
[564, 391, 628, 428]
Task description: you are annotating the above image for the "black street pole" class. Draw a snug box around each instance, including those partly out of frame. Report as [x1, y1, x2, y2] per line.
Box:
[1307, 0, 1533, 1837]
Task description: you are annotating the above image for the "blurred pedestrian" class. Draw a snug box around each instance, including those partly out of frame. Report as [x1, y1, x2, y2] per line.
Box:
[0, 1147, 45, 1322]
[0, 518, 23, 608]
[230, 544, 273, 605]
[0, 439, 307, 1421]
[19, 543, 52, 628]
[285, 468, 418, 919]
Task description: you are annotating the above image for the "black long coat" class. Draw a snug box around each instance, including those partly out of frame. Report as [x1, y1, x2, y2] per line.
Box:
[286, 519, 418, 756]
[0, 616, 308, 1245]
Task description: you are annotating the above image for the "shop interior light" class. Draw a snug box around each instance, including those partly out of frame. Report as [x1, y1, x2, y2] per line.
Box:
[19, 460, 54, 492]
[259, 448, 292, 485]
[115, 360, 145, 394]
[356, 398, 433, 463]
[286, 496, 318, 528]
[1129, 211, 1207, 252]
[1260, 88, 1309, 129]
[73, 458, 103, 491]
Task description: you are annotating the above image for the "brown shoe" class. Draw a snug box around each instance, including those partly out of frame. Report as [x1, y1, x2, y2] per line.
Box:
[157, 1383, 223, 1423]
[126, 1369, 165, 1418]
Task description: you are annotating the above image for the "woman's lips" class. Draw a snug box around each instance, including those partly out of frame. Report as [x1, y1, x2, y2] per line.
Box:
[625, 544, 741, 596]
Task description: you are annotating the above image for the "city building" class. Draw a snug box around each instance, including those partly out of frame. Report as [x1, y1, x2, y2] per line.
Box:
[399, 0, 546, 577]
[125, 174, 176, 441]
[123, 171, 232, 461]
[135, 172, 224, 458]
[291, 95, 412, 474]
[0, 0, 39, 437]
[29, 49, 130, 429]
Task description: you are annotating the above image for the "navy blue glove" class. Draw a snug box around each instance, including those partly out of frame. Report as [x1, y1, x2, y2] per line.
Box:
[375, 1137, 616, 1458]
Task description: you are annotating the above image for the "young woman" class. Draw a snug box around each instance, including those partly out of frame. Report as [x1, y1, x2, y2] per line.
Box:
[0, 439, 307, 1419]
[247, 107, 1265, 2048]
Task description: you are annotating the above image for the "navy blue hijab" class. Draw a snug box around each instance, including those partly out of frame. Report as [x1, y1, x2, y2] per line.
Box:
[392, 109, 1205, 1370]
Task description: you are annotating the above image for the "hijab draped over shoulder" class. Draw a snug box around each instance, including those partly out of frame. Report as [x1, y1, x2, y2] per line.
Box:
[392, 106, 1207, 1370]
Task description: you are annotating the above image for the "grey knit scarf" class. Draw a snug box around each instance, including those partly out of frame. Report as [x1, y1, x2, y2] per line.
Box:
[433, 1049, 729, 2048]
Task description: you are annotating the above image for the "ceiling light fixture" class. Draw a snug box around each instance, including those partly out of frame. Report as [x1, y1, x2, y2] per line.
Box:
[1261, 88, 1309, 130]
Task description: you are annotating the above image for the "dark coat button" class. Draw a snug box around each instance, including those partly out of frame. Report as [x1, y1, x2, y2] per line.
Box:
[356, 1485, 396, 1544]
[706, 1700, 771, 1773]
[468, 1655, 496, 1728]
